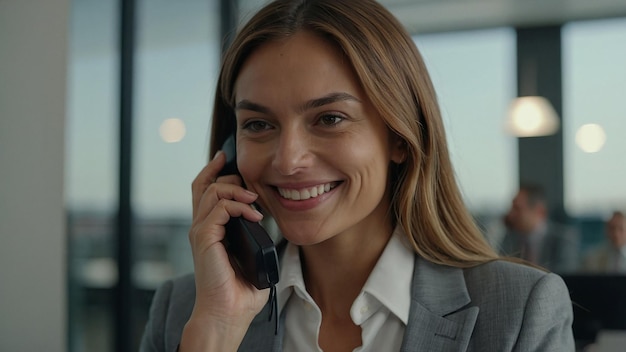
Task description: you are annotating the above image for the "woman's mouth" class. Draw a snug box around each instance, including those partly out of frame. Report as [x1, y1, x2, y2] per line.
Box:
[277, 182, 339, 200]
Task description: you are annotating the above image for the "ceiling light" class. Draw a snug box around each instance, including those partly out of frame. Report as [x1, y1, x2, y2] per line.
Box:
[505, 96, 559, 137]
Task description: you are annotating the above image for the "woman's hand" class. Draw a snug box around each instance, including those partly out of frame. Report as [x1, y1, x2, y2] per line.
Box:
[180, 151, 269, 351]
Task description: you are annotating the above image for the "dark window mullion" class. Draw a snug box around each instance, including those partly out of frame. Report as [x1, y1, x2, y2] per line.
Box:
[116, 0, 136, 351]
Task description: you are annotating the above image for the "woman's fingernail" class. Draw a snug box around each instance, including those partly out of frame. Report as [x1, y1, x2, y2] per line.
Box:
[244, 189, 258, 197]
[253, 209, 264, 219]
[213, 150, 223, 160]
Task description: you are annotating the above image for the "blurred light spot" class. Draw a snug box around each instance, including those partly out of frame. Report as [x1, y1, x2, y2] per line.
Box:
[159, 118, 186, 143]
[575, 123, 606, 153]
[506, 96, 559, 137]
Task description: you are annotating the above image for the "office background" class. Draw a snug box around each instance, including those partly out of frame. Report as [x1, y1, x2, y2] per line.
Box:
[1, 0, 625, 351]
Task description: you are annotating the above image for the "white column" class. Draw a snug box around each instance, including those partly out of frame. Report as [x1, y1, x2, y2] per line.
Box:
[0, 0, 69, 351]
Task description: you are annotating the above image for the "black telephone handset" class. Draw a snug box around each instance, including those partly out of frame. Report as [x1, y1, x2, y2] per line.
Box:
[217, 135, 280, 290]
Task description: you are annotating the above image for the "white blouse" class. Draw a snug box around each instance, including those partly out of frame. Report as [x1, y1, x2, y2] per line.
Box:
[276, 227, 415, 352]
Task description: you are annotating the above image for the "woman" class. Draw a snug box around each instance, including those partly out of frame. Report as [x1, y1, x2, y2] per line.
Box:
[141, 0, 574, 351]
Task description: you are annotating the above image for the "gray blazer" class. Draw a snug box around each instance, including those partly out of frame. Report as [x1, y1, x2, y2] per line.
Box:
[140, 257, 575, 351]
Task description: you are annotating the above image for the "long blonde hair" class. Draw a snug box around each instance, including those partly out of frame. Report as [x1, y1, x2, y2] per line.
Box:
[210, 0, 499, 267]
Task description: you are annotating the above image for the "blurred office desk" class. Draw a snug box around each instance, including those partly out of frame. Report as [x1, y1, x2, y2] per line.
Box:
[580, 330, 626, 352]
[561, 275, 626, 351]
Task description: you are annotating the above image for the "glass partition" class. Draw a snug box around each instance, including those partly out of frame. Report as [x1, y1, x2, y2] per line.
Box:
[130, 0, 221, 349]
[66, 0, 118, 350]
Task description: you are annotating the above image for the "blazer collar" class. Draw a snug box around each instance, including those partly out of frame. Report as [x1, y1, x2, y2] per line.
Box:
[400, 256, 478, 352]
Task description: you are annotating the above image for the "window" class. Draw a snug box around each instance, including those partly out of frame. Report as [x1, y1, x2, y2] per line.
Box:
[66, 1, 118, 350]
[563, 18, 626, 217]
[414, 29, 517, 216]
[67, 0, 221, 350]
[131, 0, 221, 348]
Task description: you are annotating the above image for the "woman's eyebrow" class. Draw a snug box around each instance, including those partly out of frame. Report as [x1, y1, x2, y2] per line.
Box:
[298, 92, 361, 112]
[235, 100, 270, 113]
[234, 92, 361, 114]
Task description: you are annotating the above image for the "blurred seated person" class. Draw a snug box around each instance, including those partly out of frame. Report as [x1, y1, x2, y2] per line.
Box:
[498, 184, 579, 273]
[581, 211, 626, 273]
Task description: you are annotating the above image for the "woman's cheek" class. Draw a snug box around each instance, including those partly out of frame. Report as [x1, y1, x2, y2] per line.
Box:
[237, 149, 266, 192]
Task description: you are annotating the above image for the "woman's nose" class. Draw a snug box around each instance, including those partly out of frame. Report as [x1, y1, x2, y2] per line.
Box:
[271, 129, 314, 176]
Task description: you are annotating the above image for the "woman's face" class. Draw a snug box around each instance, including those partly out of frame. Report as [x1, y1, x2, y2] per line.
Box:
[233, 31, 404, 246]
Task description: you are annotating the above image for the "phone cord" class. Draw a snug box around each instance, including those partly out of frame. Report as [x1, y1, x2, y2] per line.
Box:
[268, 284, 278, 335]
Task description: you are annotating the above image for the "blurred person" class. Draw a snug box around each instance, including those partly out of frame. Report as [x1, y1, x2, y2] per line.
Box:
[140, 1, 575, 351]
[582, 211, 626, 273]
[499, 184, 579, 273]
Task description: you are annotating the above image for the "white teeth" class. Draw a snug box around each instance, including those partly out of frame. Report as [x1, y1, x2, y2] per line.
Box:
[278, 182, 336, 201]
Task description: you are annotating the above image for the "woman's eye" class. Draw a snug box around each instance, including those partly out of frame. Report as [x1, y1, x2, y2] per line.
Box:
[242, 120, 271, 132]
[319, 114, 344, 126]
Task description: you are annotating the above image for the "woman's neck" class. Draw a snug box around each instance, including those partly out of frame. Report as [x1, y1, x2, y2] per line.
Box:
[299, 223, 393, 317]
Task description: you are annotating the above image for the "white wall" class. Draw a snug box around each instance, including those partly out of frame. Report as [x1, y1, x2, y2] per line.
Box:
[0, 0, 69, 351]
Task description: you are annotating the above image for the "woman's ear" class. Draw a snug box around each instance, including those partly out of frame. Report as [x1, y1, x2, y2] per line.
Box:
[390, 135, 407, 164]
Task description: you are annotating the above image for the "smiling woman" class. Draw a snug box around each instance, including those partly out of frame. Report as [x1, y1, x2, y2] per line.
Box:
[233, 31, 402, 248]
[139, 1, 575, 351]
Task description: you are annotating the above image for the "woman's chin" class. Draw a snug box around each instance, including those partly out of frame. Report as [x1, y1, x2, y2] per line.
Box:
[276, 223, 332, 246]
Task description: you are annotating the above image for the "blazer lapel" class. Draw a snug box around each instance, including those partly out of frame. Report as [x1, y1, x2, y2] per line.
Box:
[400, 257, 478, 352]
[238, 301, 285, 352]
